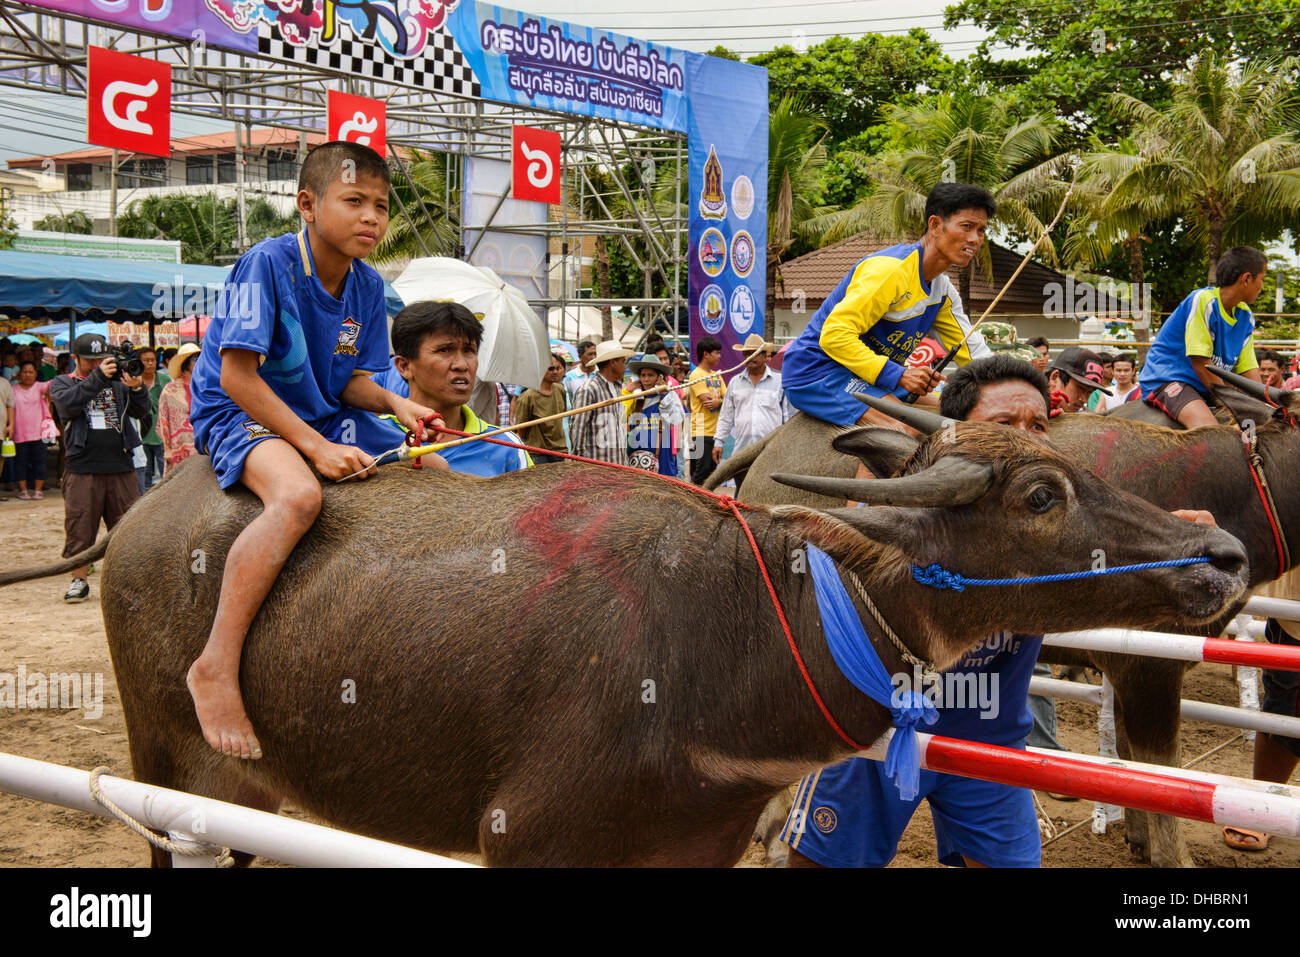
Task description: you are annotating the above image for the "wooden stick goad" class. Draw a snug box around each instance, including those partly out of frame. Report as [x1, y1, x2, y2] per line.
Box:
[401, 346, 769, 461]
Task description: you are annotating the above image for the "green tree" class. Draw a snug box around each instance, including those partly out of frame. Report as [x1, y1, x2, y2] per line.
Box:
[371, 149, 459, 264]
[117, 193, 237, 264]
[750, 32, 953, 148]
[1094, 52, 1300, 282]
[34, 210, 94, 234]
[947, 0, 1300, 139]
[767, 96, 834, 340]
[821, 91, 1070, 303]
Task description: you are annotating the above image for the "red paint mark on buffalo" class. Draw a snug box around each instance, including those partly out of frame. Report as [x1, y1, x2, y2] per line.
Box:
[1118, 443, 1208, 504]
[1092, 429, 1120, 477]
[513, 473, 645, 622]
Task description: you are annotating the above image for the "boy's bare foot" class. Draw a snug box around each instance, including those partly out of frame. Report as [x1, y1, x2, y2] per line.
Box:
[186, 659, 263, 759]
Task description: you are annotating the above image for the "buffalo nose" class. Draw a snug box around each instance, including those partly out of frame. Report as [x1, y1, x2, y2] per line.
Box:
[1204, 531, 1247, 580]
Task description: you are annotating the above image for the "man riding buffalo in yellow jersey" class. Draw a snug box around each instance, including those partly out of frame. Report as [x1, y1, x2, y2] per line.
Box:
[781, 182, 996, 427]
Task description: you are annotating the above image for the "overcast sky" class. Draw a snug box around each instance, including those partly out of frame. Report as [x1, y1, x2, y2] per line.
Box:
[0, 1, 985, 165]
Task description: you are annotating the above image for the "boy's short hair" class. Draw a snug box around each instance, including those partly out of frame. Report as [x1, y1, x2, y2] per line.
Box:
[925, 182, 997, 223]
[940, 354, 1050, 421]
[577, 339, 595, 353]
[1215, 246, 1267, 288]
[1026, 336, 1049, 350]
[550, 352, 568, 366]
[299, 141, 391, 197]
[391, 301, 482, 359]
[696, 336, 722, 362]
[1113, 353, 1136, 367]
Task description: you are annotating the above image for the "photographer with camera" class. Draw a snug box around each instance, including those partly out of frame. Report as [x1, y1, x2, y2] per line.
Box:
[49, 333, 150, 603]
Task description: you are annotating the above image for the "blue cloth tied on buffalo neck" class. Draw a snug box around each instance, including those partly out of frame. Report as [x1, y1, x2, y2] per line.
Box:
[807, 544, 938, 801]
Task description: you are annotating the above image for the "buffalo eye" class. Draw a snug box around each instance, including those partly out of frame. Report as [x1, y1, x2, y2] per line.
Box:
[1027, 486, 1056, 514]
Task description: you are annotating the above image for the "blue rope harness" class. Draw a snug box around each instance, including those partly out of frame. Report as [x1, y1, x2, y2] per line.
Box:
[910, 556, 1212, 592]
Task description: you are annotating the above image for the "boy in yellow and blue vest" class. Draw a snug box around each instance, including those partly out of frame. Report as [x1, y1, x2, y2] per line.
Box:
[1139, 246, 1268, 429]
[781, 183, 997, 425]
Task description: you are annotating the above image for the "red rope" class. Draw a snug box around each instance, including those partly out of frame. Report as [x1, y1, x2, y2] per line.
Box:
[412, 418, 866, 750]
[1244, 442, 1288, 581]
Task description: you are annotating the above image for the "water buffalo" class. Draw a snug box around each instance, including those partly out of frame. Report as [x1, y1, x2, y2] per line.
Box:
[708, 382, 1298, 866]
[2, 426, 1247, 866]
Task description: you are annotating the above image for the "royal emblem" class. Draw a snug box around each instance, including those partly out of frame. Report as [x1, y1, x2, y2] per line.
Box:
[730, 175, 754, 220]
[698, 145, 727, 220]
[730, 230, 754, 278]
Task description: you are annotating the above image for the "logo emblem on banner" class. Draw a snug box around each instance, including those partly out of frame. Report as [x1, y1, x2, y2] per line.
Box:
[730, 231, 754, 278]
[87, 46, 171, 158]
[700, 284, 727, 334]
[698, 228, 727, 278]
[731, 175, 755, 220]
[729, 286, 756, 335]
[698, 145, 727, 219]
[328, 90, 386, 157]
[512, 126, 562, 204]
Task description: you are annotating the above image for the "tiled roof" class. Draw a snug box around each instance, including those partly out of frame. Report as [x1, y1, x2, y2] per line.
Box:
[775, 232, 1067, 309]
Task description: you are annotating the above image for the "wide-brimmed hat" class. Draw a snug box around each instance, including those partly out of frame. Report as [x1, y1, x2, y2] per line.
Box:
[585, 340, 635, 370]
[1049, 346, 1113, 395]
[167, 343, 201, 378]
[732, 333, 774, 354]
[629, 357, 672, 377]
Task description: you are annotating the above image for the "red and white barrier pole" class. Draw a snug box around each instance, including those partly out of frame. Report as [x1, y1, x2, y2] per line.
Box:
[857, 730, 1300, 836]
[1244, 596, 1300, 620]
[1043, 627, 1300, 671]
[1029, 676, 1300, 738]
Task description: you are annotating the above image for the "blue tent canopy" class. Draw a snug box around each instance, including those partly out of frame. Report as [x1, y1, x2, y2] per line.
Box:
[0, 250, 405, 320]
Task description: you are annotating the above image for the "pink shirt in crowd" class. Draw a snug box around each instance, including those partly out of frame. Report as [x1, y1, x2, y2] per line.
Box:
[11, 379, 49, 443]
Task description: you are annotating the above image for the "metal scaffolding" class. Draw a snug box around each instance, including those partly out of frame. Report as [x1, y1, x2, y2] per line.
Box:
[0, 0, 688, 347]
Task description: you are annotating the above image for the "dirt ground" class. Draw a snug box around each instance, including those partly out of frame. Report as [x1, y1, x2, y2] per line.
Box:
[2, 489, 1298, 868]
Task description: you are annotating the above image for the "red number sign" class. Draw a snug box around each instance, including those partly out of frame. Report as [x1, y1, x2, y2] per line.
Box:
[512, 126, 561, 204]
[86, 46, 171, 158]
[328, 90, 387, 159]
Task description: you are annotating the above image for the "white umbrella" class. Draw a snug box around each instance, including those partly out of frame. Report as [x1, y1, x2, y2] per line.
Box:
[391, 257, 549, 389]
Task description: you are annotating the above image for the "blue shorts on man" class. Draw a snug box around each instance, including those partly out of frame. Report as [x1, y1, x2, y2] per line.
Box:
[783, 630, 1044, 867]
[781, 242, 990, 426]
[191, 229, 391, 489]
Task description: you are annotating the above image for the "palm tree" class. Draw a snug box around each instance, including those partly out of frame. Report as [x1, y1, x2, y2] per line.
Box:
[371, 149, 459, 265]
[34, 210, 94, 234]
[117, 193, 238, 264]
[819, 91, 1070, 303]
[767, 96, 834, 340]
[1097, 52, 1300, 282]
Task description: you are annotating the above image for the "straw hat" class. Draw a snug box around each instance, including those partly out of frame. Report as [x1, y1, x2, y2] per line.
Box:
[585, 340, 635, 370]
[732, 333, 774, 354]
[629, 357, 672, 376]
[168, 343, 201, 379]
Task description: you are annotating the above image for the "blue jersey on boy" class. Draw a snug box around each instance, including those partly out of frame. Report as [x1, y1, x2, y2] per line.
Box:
[191, 230, 393, 489]
[1139, 286, 1259, 399]
[782, 631, 1044, 868]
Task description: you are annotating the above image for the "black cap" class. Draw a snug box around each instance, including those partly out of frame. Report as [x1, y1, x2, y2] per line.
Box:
[1049, 346, 1113, 395]
[70, 333, 109, 358]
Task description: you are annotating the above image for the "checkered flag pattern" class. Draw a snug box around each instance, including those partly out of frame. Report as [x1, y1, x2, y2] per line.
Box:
[257, 22, 480, 97]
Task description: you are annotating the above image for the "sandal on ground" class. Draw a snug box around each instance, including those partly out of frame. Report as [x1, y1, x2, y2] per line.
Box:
[32, 490, 43, 499]
[1223, 826, 1269, 851]
[16, 490, 31, 500]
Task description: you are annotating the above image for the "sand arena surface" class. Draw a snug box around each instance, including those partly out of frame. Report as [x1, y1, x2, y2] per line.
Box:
[2, 490, 1297, 867]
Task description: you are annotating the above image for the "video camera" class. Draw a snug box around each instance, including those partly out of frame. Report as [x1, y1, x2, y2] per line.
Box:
[106, 340, 145, 380]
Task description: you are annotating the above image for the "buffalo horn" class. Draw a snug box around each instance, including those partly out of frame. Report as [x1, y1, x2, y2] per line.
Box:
[1214, 366, 1291, 405]
[854, 392, 954, 435]
[772, 455, 994, 507]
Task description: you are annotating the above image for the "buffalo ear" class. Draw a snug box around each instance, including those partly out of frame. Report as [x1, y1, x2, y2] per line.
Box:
[832, 427, 920, 478]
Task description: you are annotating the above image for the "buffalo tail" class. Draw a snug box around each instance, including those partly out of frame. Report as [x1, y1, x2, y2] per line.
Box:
[0, 535, 111, 586]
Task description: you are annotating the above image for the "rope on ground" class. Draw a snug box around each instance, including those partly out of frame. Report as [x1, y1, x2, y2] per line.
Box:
[1042, 815, 1092, 848]
[1182, 731, 1245, 770]
[88, 766, 235, 867]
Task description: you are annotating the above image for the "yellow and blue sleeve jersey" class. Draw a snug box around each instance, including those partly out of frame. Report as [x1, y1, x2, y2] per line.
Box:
[781, 242, 989, 398]
[1139, 286, 1258, 398]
